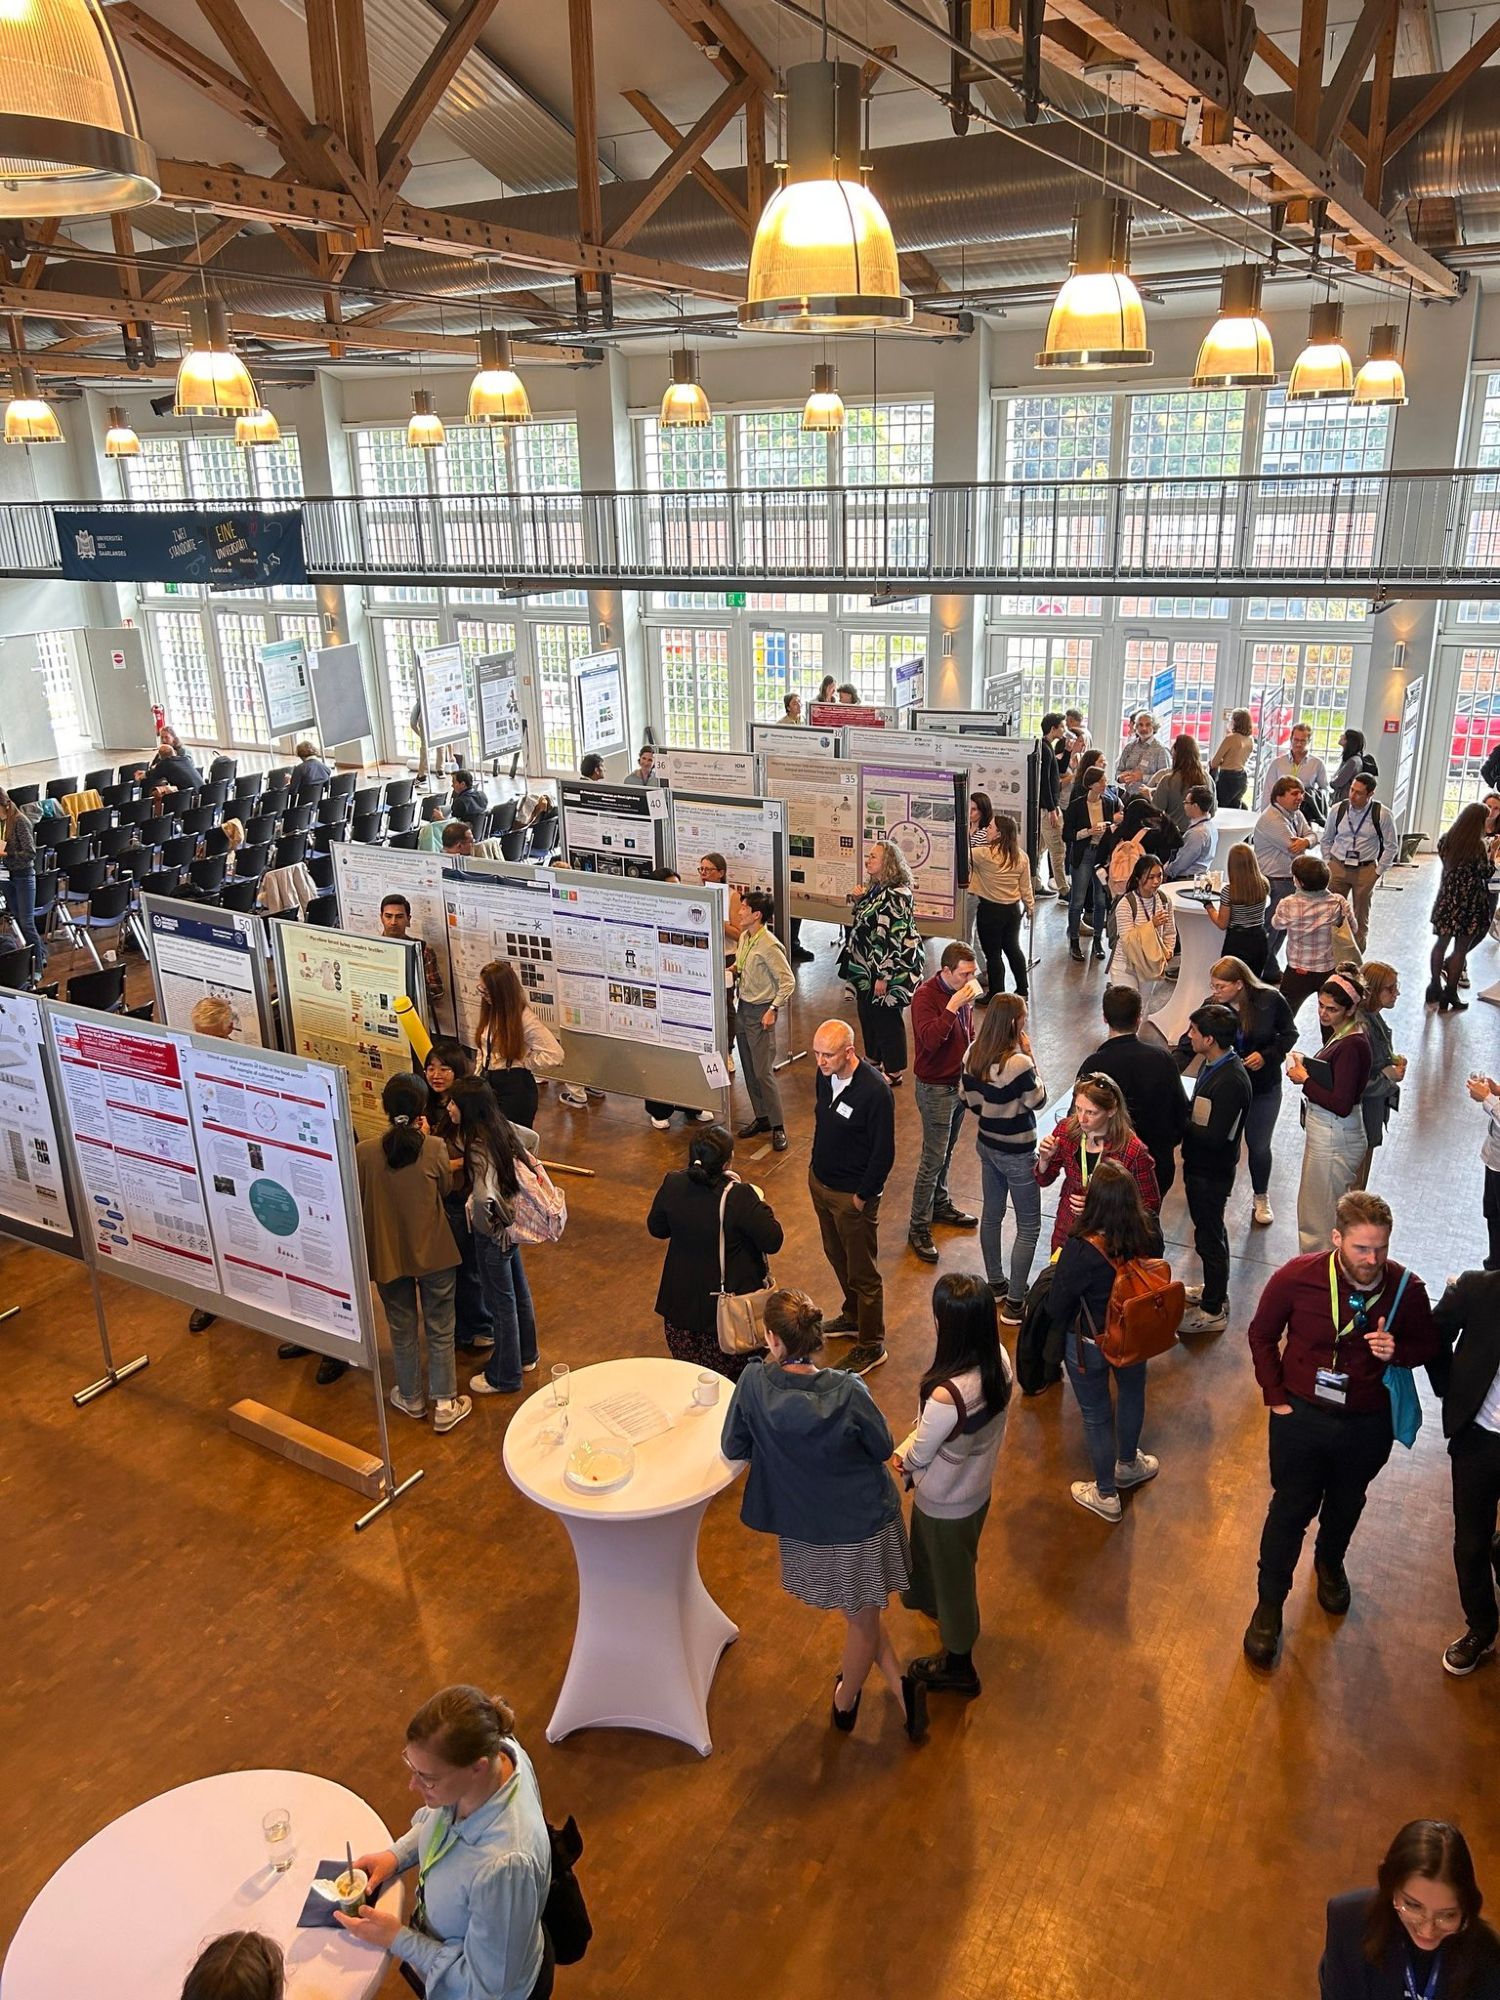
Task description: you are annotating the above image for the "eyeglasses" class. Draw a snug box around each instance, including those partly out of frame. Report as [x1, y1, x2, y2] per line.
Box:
[401, 1753, 446, 1791]
[1394, 1894, 1464, 1934]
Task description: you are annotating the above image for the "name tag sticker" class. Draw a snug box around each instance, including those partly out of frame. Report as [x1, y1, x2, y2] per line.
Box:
[1191, 1097, 1213, 1127]
[835, 1100, 854, 1119]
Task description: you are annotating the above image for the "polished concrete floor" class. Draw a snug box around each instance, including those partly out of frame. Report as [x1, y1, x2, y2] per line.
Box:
[3, 853, 1498, 1998]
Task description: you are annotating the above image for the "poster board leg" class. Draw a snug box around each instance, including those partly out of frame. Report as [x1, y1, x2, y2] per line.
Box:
[355, 1314, 424, 1532]
[73, 1266, 149, 1407]
[0, 1304, 19, 1326]
[354, 1467, 428, 1531]
[773, 988, 808, 1071]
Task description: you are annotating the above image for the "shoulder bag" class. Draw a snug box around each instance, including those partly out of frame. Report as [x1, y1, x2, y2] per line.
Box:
[714, 1179, 775, 1355]
[1381, 1268, 1421, 1450]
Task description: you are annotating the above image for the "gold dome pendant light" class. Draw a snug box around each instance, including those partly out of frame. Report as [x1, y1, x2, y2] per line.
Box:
[407, 387, 445, 448]
[175, 298, 258, 416]
[468, 328, 531, 423]
[1037, 196, 1152, 369]
[0, 0, 158, 216]
[740, 59, 909, 334]
[235, 406, 281, 447]
[102, 404, 139, 456]
[1353, 323, 1408, 406]
[1288, 299, 1353, 401]
[660, 347, 711, 427]
[801, 361, 844, 431]
[1194, 263, 1276, 388]
[4, 363, 63, 443]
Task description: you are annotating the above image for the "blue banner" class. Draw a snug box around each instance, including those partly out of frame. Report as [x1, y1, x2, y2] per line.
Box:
[54, 507, 308, 589]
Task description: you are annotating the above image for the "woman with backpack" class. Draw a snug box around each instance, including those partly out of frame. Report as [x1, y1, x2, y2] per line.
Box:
[968, 804, 1034, 1000]
[960, 993, 1046, 1324]
[444, 1077, 543, 1399]
[356, 1072, 470, 1434]
[841, 839, 923, 1085]
[1047, 1158, 1164, 1523]
[1036, 1073, 1161, 1254]
[475, 958, 565, 1127]
[336, 1683, 556, 2000]
[1106, 853, 1177, 1005]
[647, 1124, 783, 1381]
[1287, 968, 1373, 1254]
[1354, 960, 1406, 1189]
[1328, 727, 1376, 803]
[895, 1272, 1013, 1698]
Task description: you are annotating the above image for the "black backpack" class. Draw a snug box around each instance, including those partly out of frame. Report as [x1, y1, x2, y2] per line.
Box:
[544, 1815, 592, 1964]
[1015, 1263, 1062, 1397]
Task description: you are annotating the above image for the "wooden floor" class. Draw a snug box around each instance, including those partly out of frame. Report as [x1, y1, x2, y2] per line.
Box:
[4, 854, 1499, 1998]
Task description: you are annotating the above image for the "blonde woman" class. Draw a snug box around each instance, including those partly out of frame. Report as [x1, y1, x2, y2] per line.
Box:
[1035, 1073, 1161, 1254]
[475, 958, 563, 1129]
[969, 807, 1034, 999]
[842, 839, 923, 1084]
[1286, 969, 1372, 1253]
[1206, 840, 1270, 976]
[1209, 707, 1255, 808]
[960, 993, 1046, 1321]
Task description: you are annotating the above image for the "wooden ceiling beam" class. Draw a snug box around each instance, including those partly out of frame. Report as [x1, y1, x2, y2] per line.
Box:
[653, 0, 775, 93]
[375, 0, 505, 204]
[1293, 0, 1327, 143]
[28, 350, 178, 379]
[568, 0, 603, 295]
[332, 0, 379, 227]
[623, 88, 751, 230]
[744, 86, 766, 224]
[1317, 0, 1397, 156]
[1364, 2, 1397, 205]
[305, 0, 344, 139]
[1395, 0, 1438, 75]
[111, 3, 278, 136]
[194, 0, 340, 190]
[1382, 14, 1500, 160]
[607, 73, 755, 250]
[1252, 28, 1298, 88]
[20, 219, 60, 289]
[144, 217, 246, 304]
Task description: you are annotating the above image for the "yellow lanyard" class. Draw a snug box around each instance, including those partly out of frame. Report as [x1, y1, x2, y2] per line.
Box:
[1327, 1253, 1363, 1365]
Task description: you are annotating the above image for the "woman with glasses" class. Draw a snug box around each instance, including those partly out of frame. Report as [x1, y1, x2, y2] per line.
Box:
[1319, 1819, 1500, 1999]
[841, 839, 923, 1086]
[334, 1683, 555, 2000]
[1286, 969, 1373, 1255]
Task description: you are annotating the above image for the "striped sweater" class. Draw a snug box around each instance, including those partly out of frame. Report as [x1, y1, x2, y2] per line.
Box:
[959, 1050, 1047, 1155]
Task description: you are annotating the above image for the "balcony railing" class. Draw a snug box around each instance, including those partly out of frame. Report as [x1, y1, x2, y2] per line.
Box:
[8, 470, 1500, 595]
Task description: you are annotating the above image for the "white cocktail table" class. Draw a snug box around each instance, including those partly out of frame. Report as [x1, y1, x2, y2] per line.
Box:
[2, 1769, 398, 2000]
[1149, 884, 1222, 1047]
[1210, 806, 1259, 868]
[503, 1355, 743, 1758]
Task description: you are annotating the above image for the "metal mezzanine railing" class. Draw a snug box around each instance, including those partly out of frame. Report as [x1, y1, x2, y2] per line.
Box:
[7, 470, 1500, 594]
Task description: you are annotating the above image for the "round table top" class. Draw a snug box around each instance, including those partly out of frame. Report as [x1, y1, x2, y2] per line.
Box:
[503, 1355, 739, 1523]
[1215, 806, 1260, 840]
[1, 1769, 397, 2000]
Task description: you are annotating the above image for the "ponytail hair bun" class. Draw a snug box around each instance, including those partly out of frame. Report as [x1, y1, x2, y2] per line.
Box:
[765, 1287, 824, 1361]
[686, 1124, 733, 1184]
[406, 1684, 516, 1766]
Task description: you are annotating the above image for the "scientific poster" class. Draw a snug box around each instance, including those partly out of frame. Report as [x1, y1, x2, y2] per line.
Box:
[572, 649, 627, 756]
[670, 795, 782, 901]
[417, 640, 471, 749]
[475, 650, 523, 759]
[185, 1046, 365, 1349]
[763, 753, 861, 910]
[257, 636, 317, 738]
[558, 780, 665, 878]
[893, 655, 925, 710]
[749, 722, 839, 760]
[812, 701, 888, 730]
[0, 990, 78, 1253]
[443, 866, 556, 1047]
[331, 843, 454, 1034]
[144, 897, 270, 1046]
[911, 714, 1032, 828]
[273, 926, 420, 1138]
[551, 876, 718, 1052]
[50, 1015, 220, 1284]
[860, 764, 962, 923]
[657, 746, 760, 796]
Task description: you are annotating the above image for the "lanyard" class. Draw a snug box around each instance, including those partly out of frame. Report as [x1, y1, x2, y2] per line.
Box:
[1338, 804, 1373, 854]
[1196, 1052, 1233, 1092]
[1405, 1954, 1441, 2000]
[1327, 1253, 1368, 1362]
[1079, 1140, 1103, 1187]
[412, 1772, 520, 1929]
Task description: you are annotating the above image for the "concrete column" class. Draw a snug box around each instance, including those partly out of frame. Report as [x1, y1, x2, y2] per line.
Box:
[571, 350, 646, 774]
[926, 322, 990, 709]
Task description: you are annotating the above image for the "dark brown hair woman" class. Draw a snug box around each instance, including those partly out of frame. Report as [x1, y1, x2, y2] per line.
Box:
[180, 1932, 284, 2000]
[1319, 1819, 1500, 1999]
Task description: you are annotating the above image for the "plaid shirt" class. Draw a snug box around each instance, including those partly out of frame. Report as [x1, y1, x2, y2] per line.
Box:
[1271, 888, 1351, 972]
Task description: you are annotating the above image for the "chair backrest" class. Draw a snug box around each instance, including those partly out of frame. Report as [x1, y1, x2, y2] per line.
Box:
[45, 775, 79, 800]
[180, 806, 217, 835]
[34, 817, 71, 849]
[158, 834, 197, 870]
[117, 761, 148, 786]
[306, 852, 335, 891]
[351, 813, 383, 844]
[234, 773, 263, 800]
[198, 780, 230, 809]
[75, 807, 112, 836]
[488, 796, 519, 839]
[262, 766, 294, 790]
[32, 868, 58, 914]
[200, 826, 229, 858]
[88, 881, 133, 921]
[385, 801, 417, 833]
[421, 794, 449, 822]
[274, 830, 309, 868]
[60, 855, 106, 892]
[67, 963, 127, 1013]
[0, 944, 33, 989]
[141, 868, 184, 899]
[499, 827, 529, 862]
[84, 766, 115, 791]
[236, 841, 271, 877]
[95, 826, 135, 859]
[99, 782, 138, 809]
[161, 787, 197, 816]
[384, 777, 414, 809]
[189, 854, 228, 894]
[259, 787, 291, 818]
[207, 757, 238, 785]
[304, 892, 339, 927]
[319, 819, 348, 844]
[116, 797, 154, 826]
[387, 827, 420, 850]
[6, 783, 39, 808]
[527, 808, 558, 859]
[52, 834, 94, 869]
[353, 786, 383, 817]
[218, 876, 261, 912]
[111, 847, 152, 883]
[326, 771, 359, 801]
[317, 793, 352, 826]
[281, 804, 314, 834]
[243, 814, 277, 846]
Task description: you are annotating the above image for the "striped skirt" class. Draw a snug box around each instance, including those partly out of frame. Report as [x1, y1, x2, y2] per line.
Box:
[777, 1513, 912, 1614]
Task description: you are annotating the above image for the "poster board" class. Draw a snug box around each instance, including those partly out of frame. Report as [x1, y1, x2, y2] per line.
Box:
[572, 648, 627, 757]
[0, 989, 81, 1257]
[656, 745, 760, 796]
[750, 722, 839, 760]
[811, 701, 889, 731]
[416, 640, 471, 751]
[859, 763, 967, 931]
[893, 654, 925, 711]
[45, 1004, 374, 1367]
[442, 860, 729, 1112]
[308, 643, 372, 752]
[143, 895, 275, 1049]
[558, 778, 668, 878]
[257, 637, 317, 739]
[271, 922, 423, 1138]
[668, 790, 791, 947]
[475, 650, 524, 761]
[1392, 675, 1424, 825]
[910, 712, 1037, 845]
[330, 842, 455, 1035]
[762, 749, 861, 923]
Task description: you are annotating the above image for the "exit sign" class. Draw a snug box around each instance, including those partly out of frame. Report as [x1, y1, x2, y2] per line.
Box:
[725, 591, 746, 608]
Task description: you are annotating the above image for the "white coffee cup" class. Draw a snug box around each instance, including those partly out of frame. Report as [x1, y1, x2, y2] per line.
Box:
[694, 1371, 721, 1406]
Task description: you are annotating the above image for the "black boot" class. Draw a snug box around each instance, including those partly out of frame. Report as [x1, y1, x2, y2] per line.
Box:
[1315, 1556, 1351, 1614]
[1242, 1598, 1282, 1668]
[1444, 982, 1469, 1012]
[901, 1672, 929, 1741]
[1425, 980, 1443, 1006]
[908, 1650, 982, 1696]
[907, 1225, 939, 1264]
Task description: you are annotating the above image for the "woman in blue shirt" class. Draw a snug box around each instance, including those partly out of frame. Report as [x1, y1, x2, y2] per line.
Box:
[721, 1289, 927, 1741]
[338, 1684, 553, 2000]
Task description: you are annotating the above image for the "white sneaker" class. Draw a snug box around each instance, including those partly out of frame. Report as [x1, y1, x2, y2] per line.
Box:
[1180, 1305, 1229, 1335]
[1115, 1451, 1160, 1489]
[1071, 1480, 1122, 1521]
[433, 1394, 472, 1433]
[558, 1084, 587, 1108]
[649, 1115, 671, 1130]
[523, 1356, 539, 1373]
[693, 1108, 716, 1123]
[469, 1373, 511, 1396]
[1183, 1284, 1204, 1305]
[389, 1387, 427, 1421]
[1252, 1194, 1273, 1226]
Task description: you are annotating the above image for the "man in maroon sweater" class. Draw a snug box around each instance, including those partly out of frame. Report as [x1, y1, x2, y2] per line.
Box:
[1243, 1188, 1437, 1668]
[907, 941, 982, 1263]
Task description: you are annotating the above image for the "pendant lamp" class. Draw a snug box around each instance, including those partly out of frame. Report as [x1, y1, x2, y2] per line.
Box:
[407, 388, 445, 448]
[1352, 323, 1408, 407]
[1037, 196, 1152, 370]
[801, 362, 844, 432]
[102, 404, 139, 456]
[1194, 263, 1276, 388]
[1287, 301, 1353, 402]
[235, 406, 281, 447]
[174, 298, 258, 416]
[4, 365, 63, 443]
[660, 347, 711, 428]
[468, 329, 531, 424]
[740, 60, 909, 334]
[0, 0, 158, 216]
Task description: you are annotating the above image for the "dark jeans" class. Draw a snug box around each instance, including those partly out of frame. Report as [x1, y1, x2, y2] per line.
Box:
[1215, 768, 1248, 808]
[975, 897, 1027, 997]
[475, 1233, 539, 1391]
[855, 989, 908, 1076]
[1224, 922, 1268, 977]
[443, 1191, 495, 1347]
[1451, 1424, 1500, 1641]
[1256, 1395, 1394, 1604]
[1184, 1162, 1234, 1314]
[1264, 876, 1294, 966]
[1485, 1166, 1500, 1271]
[1068, 857, 1106, 943]
[1064, 1328, 1146, 1498]
[2, 864, 44, 970]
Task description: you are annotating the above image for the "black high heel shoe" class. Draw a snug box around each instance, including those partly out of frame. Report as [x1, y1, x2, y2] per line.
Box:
[831, 1674, 861, 1732]
[1425, 980, 1443, 1006]
[1444, 983, 1469, 1012]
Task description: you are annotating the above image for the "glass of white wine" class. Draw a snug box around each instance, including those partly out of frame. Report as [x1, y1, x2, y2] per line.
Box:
[550, 1363, 571, 1410]
[262, 1807, 295, 1874]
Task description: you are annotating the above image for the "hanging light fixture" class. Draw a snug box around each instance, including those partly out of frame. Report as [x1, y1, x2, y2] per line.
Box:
[174, 298, 257, 416]
[1194, 263, 1276, 388]
[4, 364, 62, 443]
[0, 0, 159, 216]
[1037, 195, 1152, 370]
[102, 404, 139, 456]
[740, 59, 909, 333]
[235, 406, 281, 447]
[801, 362, 844, 431]
[1287, 300, 1353, 402]
[660, 347, 711, 428]
[407, 387, 445, 449]
[1353, 322, 1408, 406]
[468, 328, 531, 424]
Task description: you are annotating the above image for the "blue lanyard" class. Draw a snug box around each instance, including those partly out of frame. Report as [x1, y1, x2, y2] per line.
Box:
[1337, 805, 1373, 855]
[1404, 1952, 1441, 2000]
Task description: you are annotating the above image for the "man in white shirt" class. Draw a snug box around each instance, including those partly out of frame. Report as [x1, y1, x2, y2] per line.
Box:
[1165, 785, 1217, 880]
[1259, 722, 1329, 810]
[1320, 772, 1398, 950]
[1116, 711, 1170, 795]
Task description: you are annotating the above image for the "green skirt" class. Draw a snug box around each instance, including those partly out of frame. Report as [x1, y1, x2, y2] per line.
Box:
[901, 1501, 990, 1653]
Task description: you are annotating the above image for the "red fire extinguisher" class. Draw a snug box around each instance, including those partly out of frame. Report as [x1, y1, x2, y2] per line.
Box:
[151, 702, 165, 732]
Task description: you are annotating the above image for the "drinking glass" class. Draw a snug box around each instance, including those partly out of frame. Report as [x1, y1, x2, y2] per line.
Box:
[262, 1808, 295, 1874]
[550, 1363, 571, 1410]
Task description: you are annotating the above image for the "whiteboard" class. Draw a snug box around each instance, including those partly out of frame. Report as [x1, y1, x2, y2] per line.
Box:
[258, 637, 317, 738]
[308, 643, 372, 751]
[572, 648, 627, 757]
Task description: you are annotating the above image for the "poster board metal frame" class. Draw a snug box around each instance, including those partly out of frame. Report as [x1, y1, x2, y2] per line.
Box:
[257, 635, 318, 740]
[856, 762, 969, 938]
[475, 648, 524, 761]
[142, 892, 277, 1048]
[0, 987, 83, 1260]
[571, 647, 628, 758]
[271, 919, 425, 1138]
[666, 788, 792, 950]
[329, 842, 456, 1035]
[416, 638, 472, 752]
[557, 778, 669, 879]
